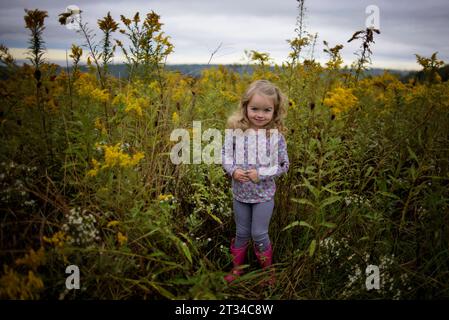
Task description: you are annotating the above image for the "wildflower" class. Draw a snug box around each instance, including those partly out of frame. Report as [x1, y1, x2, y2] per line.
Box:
[94, 118, 107, 135]
[61, 207, 99, 247]
[172, 112, 180, 124]
[97, 12, 119, 33]
[117, 232, 127, 246]
[0, 266, 44, 299]
[102, 143, 145, 168]
[91, 88, 109, 103]
[87, 159, 100, 177]
[43, 231, 70, 248]
[15, 247, 46, 269]
[124, 96, 145, 116]
[158, 193, 175, 203]
[323, 87, 358, 115]
[106, 220, 120, 228]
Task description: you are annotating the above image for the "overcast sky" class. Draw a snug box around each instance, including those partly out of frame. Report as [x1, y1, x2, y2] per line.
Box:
[1, 0, 448, 70]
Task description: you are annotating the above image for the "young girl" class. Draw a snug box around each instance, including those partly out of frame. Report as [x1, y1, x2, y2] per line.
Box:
[221, 79, 289, 285]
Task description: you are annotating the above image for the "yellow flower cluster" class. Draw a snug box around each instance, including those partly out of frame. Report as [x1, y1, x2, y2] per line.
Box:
[91, 88, 109, 103]
[87, 143, 145, 177]
[103, 143, 145, 168]
[87, 158, 101, 177]
[220, 89, 239, 103]
[158, 193, 175, 203]
[148, 80, 162, 95]
[124, 96, 147, 116]
[169, 76, 190, 104]
[0, 247, 46, 299]
[323, 87, 358, 115]
[43, 231, 71, 248]
[112, 93, 126, 106]
[15, 247, 46, 269]
[106, 220, 120, 228]
[94, 117, 108, 135]
[76, 74, 109, 103]
[117, 231, 128, 246]
[172, 112, 180, 124]
[0, 266, 44, 299]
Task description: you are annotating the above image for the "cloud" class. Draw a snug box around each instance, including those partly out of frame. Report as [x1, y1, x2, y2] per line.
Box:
[1, 0, 448, 69]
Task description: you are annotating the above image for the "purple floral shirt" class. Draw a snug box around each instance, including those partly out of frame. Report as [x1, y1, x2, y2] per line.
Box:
[221, 130, 289, 203]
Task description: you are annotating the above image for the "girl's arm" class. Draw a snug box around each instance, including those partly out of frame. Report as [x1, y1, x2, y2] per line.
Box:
[257, 133, 289, 181]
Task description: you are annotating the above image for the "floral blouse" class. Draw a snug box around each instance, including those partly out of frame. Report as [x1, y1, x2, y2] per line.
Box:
[221, 130, 289, 203]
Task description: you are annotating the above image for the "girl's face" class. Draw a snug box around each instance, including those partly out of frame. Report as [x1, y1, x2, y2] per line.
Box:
[246, 93, 275, 130]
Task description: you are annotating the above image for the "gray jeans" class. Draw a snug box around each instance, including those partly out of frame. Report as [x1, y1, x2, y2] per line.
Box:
[233, 198, 274, 252]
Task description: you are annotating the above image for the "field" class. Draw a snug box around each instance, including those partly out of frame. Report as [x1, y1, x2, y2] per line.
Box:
[0, 7, 448, 300]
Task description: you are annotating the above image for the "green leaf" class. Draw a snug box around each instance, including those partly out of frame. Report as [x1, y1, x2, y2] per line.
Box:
[282, 220, 315, 231]
[407, 146, 419, 164]
[378, 191, 400, 200]
[308, 239, 316, 257]
[282, 221, 300, 231]
[291, 197, 315, 207]
[320, 221, 337, 228]
[365, 166, 374, 177]
[180, 242, 192, 264]
[149, 282, 176, 299]
[206, 209, 223, 225]
[300, 221, 315, 230]
[302, 177, 320, 199]
[319, 196, 341, 210]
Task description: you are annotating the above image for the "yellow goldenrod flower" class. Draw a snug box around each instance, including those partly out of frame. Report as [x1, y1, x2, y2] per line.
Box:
[106, 220, 120, 228]
[158, 194, 171, 201]
[149, 80, 161, 95]
[87, 158, 100, 177]
[124, 96, 147, 116]
[323, 87, 358, 115]
[75, 74, 109, 103]
[43, 231, 70, 248]
[112, 93, 126, 106]
[0, 265, 44, 299]
[117, 232, 128, 246]
[172, 112, 180, 124]
[27, 271, 44, 291]
[15, 247, 46, 269]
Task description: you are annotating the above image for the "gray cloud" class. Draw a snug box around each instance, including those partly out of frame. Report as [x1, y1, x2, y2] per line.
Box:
[1, 0, 448, 69]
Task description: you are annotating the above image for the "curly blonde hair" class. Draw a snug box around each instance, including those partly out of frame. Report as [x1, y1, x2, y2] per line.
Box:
[226, 79, 287, 134]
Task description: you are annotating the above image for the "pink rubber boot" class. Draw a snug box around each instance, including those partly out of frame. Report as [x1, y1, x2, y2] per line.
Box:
[254, 242, 276, 287]
[224, 238, 249, 283]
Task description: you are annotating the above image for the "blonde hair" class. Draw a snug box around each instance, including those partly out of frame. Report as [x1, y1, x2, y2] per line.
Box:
[226, 79, 287, 134]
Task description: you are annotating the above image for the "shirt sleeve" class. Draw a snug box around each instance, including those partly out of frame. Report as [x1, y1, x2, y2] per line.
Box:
[222, 134, 237, 177]
[257, 133, 289, 181]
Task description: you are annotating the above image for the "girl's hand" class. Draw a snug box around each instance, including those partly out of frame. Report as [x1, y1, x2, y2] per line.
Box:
[232, 168, 249, 183]
[246, 169, 259, 183]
